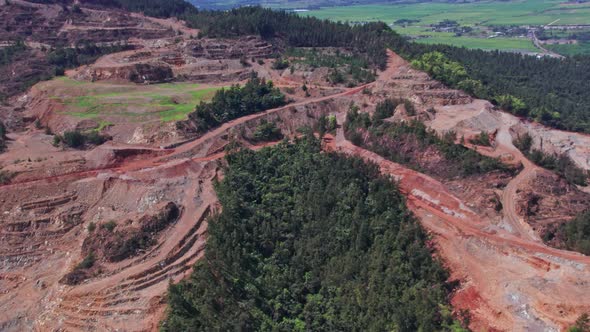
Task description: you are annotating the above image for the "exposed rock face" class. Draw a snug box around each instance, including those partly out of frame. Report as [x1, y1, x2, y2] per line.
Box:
[75, 62, 174, 83]
[186, 36, 275, 60]
[0, 0, 176, 100]
[69, 36, 275, 84]
[0, 1, 174, 46]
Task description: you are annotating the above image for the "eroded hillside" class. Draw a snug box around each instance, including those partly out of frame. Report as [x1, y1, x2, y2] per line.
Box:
[1, 1, 590, 331]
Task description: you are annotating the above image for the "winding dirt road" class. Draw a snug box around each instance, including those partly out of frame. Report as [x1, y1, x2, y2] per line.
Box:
[2, 48, 589, 331]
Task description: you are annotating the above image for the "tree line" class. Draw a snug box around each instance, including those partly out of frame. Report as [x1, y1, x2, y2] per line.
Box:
[186, 73, 286, 133]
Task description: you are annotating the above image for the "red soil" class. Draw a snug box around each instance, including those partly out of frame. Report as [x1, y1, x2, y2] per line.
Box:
[1, 47, 589, 332]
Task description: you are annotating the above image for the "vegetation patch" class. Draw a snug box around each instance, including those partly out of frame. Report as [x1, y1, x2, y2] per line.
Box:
[162, 138, 467, 331]
[251, 119, 283, 142]
[345, 102, 514, 178]
[286, 48, 376, 85]
[184, 73, 286, 134]
[513, 133, 588, 186]
[53, 130, 110, 149]
[81, 202, 180, 263]
[53, 79, 221, 123]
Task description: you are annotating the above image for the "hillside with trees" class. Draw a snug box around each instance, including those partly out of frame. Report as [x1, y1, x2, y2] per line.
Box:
[162, 138, 467, 331]
[173, 6, 590, 134]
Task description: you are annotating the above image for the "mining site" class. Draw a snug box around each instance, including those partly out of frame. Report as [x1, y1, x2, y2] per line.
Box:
[1, 1, 590, 331]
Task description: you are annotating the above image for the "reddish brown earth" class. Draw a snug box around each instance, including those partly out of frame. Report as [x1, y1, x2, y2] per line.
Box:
[1, 11, 590, 330]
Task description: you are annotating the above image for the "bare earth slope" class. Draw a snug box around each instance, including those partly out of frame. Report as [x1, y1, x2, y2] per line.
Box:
[1, 15, 590, 330]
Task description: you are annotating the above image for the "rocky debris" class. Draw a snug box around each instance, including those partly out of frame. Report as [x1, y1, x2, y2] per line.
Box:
[512, 121, 590, 171]
[81, 202, 181, 264]
[515, 169, 590, 242]
[445, 172, 511, 219]
[74, 62, 173, 83]
[128, 63, 173, 83]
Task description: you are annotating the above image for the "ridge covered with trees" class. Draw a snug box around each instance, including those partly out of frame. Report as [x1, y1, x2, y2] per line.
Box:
[162, 138, 467, 331]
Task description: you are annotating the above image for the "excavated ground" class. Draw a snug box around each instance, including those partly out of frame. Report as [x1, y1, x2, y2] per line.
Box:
[1, 10, 590, 330]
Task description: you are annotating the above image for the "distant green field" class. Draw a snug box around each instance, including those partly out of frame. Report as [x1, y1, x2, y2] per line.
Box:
[545, 41, 590, 56]
[393, 26, 537, 52]
[305, 0, 590, 26]
[303, 0, 589, 53]
[416, 35, 538, 52]
[50, 78, 221, 124]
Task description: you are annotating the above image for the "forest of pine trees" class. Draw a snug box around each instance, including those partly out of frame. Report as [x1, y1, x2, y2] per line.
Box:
[162, 138, 467, 332]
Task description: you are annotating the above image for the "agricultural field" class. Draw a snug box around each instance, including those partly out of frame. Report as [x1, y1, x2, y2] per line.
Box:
[538, 28, 590, 55]
[393, 26, 538, 52]
[545, 42, 590, 56]
[305, 0, 590, 26]
[48, 77, 221, 124]
[303, 0, 590, 53]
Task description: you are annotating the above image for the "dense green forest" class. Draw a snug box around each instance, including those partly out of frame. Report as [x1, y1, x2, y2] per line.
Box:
[187, 73, 286, 133]
[345, 102, 513, 178]
[409, 47, 590, 133]
[162, 138, 467, 331]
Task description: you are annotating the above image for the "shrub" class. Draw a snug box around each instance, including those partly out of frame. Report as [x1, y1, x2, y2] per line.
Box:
[239, 56, 250, 67]
[0, 121, 5, 139]
[62, 130, 85, 148]
[373, 99, 400, 122]
[76, 252, 95, 270]
[470, 131, 491, 146]
[56, 130, 108, 149]
[272, 58, 289, 70]
[0, 170, 14, 185]
[327, 69, 345, 84]
[85, 131, 107, 145]
[101, 220, 117, 232]
[404, 99, 416, 116]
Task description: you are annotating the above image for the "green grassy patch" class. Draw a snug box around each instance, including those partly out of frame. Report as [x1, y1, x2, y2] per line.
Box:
[545, 41, 590, 56]
[416, 35, 537, 52]
[305, 0, 587, 26]
[51, 78, 221, 124]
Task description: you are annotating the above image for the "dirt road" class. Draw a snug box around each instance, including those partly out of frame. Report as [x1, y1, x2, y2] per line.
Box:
[2, 47, 588, 332]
